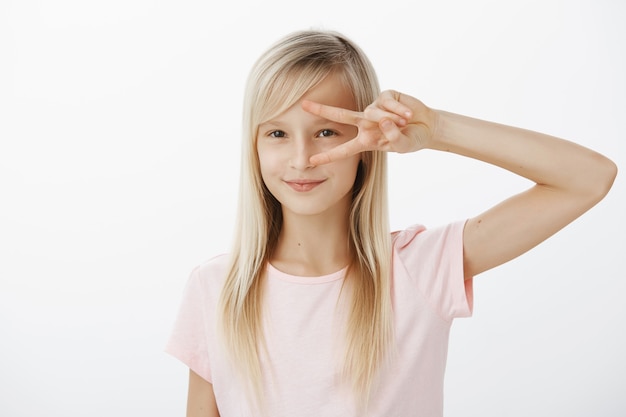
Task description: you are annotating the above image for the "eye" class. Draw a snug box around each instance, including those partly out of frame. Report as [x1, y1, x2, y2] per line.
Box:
[317, 129, 337, 138]
[268, 130, 286, 138]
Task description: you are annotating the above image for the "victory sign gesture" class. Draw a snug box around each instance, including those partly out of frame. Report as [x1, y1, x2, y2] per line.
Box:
[301, 90, 439, 165]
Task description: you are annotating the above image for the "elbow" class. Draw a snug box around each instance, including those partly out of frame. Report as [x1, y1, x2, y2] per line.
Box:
[586, 154, 618, 204]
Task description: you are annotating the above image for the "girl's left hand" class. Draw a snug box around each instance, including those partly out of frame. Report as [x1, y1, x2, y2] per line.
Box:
[301, 90, 439, 165]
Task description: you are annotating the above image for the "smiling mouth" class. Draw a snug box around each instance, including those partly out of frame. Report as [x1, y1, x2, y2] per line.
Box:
[284, 179, 326, 192]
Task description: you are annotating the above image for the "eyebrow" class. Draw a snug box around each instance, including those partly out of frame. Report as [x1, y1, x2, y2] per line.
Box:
[259, 117, 344, 128]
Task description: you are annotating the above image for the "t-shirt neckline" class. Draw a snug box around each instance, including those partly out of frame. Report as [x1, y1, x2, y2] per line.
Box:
[267, 263, 347, 285]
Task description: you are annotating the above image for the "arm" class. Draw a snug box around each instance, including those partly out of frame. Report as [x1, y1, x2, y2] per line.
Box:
[302, 91, 617, 277]
[431, 110, 617, 276]
[187, 369, 220, 417]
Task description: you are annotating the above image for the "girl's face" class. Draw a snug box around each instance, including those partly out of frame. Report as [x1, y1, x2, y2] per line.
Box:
[256, 73, 360, 219]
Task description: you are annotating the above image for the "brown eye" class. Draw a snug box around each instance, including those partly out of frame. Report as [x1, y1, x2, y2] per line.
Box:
[317, 129, 337, 138]
[269, 130, 286, 138]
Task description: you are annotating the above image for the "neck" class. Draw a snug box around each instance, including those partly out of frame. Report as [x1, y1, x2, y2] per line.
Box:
[272, 208, 352, 277]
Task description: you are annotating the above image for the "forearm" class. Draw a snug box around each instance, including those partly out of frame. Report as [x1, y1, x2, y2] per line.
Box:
[430, 110, 616, 201]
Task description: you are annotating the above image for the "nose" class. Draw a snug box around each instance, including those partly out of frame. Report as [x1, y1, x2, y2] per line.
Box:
[289, 138, 315, 170]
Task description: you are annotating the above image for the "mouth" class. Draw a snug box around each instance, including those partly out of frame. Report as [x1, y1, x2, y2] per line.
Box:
[284, 179, 326, 192]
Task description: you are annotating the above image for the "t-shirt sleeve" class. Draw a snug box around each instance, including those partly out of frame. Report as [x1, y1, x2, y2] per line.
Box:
[165, 266, 213, 382]
[393, 220, 473, 321]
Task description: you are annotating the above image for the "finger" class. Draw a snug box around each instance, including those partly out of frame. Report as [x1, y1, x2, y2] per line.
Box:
[301, 100, 361, 125]
[309, 138, 366, 165]
[380, 118, 416, 153]
[380, 118, 403, 143]
[376, 90, 412, 118]
[363, 105, 408, 126]
[380, 94, 413, 119]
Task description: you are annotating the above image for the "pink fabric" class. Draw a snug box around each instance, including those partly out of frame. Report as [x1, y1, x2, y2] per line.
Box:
[165, 221, 473, 416]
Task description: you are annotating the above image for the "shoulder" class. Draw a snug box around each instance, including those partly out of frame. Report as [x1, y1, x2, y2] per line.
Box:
[392, 221, 466, 246]
[392, 224, 427, 248]
[391, 221, 473, 319]
[186, 253, 231, 295]
[194, 253, 231, 278]
[392, 220, 467, 256]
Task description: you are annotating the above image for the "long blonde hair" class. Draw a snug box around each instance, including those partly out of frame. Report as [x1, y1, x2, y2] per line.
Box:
[219, 29, 393, 405]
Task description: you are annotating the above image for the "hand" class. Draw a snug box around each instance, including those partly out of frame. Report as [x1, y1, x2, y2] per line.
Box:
[301, 90, 438, 165]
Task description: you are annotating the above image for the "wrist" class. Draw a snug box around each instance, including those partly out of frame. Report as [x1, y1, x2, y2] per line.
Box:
[419, 108, 445, 151]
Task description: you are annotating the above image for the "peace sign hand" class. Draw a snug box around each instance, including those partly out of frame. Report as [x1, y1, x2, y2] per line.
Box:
[301, 90, 439, 165]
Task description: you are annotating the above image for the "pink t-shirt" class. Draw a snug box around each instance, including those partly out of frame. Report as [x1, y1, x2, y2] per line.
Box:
[166, 221, 473, 416]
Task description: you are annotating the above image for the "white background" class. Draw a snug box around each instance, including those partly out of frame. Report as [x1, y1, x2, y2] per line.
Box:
[1, 0, 625, 416]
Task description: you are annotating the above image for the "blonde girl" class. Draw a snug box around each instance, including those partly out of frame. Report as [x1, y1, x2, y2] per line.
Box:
[166, 30, 616, 417]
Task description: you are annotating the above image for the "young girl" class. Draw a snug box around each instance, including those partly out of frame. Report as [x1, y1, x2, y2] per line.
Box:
[166, 30, 617, 416]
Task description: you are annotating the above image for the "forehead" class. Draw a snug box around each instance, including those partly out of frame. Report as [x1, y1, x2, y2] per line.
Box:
[259, 74, 356, 128]
[261, 70, 355, 120]
[300, 73, 356, 111]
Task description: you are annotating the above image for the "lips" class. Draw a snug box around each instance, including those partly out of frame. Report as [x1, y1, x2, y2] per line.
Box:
[284, 179, 326, 192]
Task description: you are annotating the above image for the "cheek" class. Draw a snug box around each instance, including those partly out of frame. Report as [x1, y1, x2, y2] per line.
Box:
[257, 148, 282, 182]
[335, 156, 361, 186]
